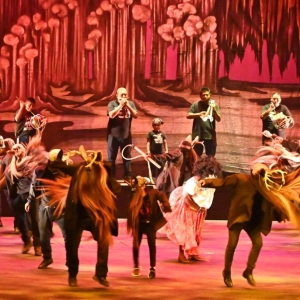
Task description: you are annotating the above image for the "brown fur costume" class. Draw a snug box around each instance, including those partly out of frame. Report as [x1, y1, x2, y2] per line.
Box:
[38, 146, 121, 284]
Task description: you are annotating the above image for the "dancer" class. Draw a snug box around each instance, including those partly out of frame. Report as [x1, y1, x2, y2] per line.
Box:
[262, 131, 300, 154]
[127, 176, 171, 279]
[25, 149, 68, 269]
[5, 136, 44, 255]
[0, 136, 15, 228]
[203, 163, 300, 287]
[159, 156, 221, 263]
[156, 135, 198, 196]
[45, 146, 120, 287]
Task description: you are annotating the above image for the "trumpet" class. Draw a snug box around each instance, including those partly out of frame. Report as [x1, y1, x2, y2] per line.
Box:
[201, 100, 214, 122]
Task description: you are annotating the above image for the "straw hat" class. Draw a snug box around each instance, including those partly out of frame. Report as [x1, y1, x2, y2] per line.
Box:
[49, 149, 63, 162]
[136, 176, 151, 186]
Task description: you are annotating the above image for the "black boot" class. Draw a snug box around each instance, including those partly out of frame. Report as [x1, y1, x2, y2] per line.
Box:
[242, 268, 256, 286]
[222, 270, 233, 287]
[68, 276, 77, 287]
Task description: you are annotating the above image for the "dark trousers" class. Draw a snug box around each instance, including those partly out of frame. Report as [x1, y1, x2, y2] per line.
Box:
[0, 189, 13, 220]
[133, 222, 156, 268]
[193, 139, 217, 157]
[150, 155, 166, 179]
[66, 217, 109, 278]
[11, 193, 40, 246]
[107, 135, 132, 177]
[39, 206, 66, 260]
[17, 134, 30, 144]
[224, 223, 263, 272]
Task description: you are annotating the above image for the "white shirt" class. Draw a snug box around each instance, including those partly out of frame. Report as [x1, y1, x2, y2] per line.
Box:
[183, 176, 216, 209]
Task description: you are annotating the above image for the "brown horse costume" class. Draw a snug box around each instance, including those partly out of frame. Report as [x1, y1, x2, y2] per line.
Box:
[40, 146, 121, 287]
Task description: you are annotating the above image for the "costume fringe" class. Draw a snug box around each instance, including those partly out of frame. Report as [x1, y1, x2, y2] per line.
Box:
[73, 162, 117, 246]
[127, 186, 144, 247]
[37, 176, 71, 219]
[255, 168, 300, 230]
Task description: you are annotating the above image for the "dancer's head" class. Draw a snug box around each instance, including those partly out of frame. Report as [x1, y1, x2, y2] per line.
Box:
[193, 155, 222, 179]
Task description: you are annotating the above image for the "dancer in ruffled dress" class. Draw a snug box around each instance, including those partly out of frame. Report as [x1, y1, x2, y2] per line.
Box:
[159, 156, 221, 263]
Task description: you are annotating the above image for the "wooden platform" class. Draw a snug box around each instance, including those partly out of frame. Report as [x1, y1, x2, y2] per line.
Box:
[1, 217, 300, 299]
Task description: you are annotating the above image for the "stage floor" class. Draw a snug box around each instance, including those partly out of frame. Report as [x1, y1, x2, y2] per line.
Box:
[0, 217, 300, 299]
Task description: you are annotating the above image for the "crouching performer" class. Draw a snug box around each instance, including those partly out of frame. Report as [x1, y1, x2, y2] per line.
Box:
[40, 146, 121, 287]
[204, 164, 300, 288]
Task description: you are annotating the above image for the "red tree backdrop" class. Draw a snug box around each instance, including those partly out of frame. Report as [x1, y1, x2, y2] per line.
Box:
[0, 0, 299, 174]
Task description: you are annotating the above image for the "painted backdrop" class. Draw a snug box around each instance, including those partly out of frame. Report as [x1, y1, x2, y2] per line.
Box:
[0, 0, 299, 175]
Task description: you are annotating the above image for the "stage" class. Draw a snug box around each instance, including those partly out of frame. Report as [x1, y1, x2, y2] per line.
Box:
[0, 217, 300, 299]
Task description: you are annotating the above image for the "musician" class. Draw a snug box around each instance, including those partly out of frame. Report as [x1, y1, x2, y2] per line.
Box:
[107, 87, 138, 181]
[260, 92, 294, 145]
[186, 87, 221, 157]
[14, 97, 38, 144]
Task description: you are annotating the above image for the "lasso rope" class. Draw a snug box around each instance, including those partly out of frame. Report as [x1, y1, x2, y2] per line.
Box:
[121, 139, 204, 183]
[121, 144, 161, 183]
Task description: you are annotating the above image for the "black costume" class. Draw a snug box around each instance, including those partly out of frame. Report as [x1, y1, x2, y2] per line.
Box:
[49, 159, 120, 287]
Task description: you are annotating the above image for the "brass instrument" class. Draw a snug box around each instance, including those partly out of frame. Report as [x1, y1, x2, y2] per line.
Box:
[271, 112, 294, 129]
[30, 113, 47, 130]
[201, 100, 214, 122]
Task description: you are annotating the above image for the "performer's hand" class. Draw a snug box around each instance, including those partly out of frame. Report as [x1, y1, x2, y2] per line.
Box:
[119, 98, 127, 107]
[278, 117, 288, 128]
[252, 163, 268, 176]
[19, 99, 25, 109]
[25, 202, 30, 212]
[209, 100, 216, 109]
[197, 179, 205, 187]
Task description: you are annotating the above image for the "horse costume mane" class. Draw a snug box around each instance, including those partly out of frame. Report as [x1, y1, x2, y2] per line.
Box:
[127, 176, 150, 239]
[9, 135, 47, 182]
[38, 146, 118, 244]
[251, 146, 300, 172]
[254, 167, 300, 230]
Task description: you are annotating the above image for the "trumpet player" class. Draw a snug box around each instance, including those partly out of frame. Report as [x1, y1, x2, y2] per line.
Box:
[107, 87, 138, 181]
[186, 87, 221, 157]
[260, 92, 294, 146]
[14, 97, 39, 144]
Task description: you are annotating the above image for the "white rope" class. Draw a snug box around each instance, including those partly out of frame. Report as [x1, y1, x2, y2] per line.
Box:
[121, 144, 161, 184]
